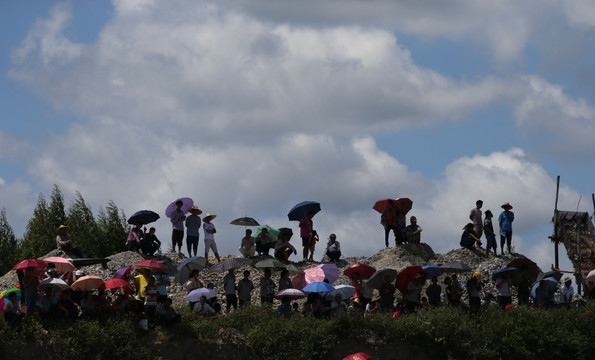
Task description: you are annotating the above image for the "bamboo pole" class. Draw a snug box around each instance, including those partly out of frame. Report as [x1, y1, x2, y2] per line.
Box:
[554, 176, 560, 269]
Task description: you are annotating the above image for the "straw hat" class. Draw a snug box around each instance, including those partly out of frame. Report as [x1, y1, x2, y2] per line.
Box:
[564, 277, 572, 283]
[188, 206, 202, 215]
[501, 202, 513, 210]
[203, 213, 216, 222]
[56, 225, 69, 233]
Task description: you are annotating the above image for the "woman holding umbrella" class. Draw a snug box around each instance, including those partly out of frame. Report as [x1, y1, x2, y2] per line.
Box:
[127, 223, 144, 252]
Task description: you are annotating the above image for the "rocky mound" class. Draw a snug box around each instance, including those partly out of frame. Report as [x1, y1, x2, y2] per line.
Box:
[0, 243, 546, 307]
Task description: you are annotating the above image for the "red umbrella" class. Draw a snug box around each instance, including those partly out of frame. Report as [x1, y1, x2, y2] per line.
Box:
[103, 278, 130, 290]
[343, 352, 373, 360]
[343, 264, 376, 280]
[292, 273, 307, 290]
[396, 266, 425, 294]
[507, 258, 540, 282]
[373, 198, 413, 214]
[12, 259, 48, 271]
[134, 260, 167, 271]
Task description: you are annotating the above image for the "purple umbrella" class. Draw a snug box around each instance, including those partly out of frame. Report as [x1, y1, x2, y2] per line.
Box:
[165, 197, 194, 218]
[113, 265, 132, 280]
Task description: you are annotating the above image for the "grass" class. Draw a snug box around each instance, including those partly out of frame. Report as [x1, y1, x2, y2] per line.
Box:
[1, 303, 595, 359]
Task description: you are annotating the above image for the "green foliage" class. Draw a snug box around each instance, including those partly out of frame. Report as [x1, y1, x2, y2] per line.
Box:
[0, 208, 20, 274]
[20, 193, 55, 259]
[96, 200, 129, 256]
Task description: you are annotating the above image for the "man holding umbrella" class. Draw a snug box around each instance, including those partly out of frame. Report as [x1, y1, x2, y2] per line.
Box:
[170, 200, 186, 255]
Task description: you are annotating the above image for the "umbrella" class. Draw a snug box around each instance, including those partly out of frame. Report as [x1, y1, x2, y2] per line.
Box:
[255, 258, 285, 269]
[209, 257, 250, 273]
[174, 256, 208, 284]
[287, 201, 321, 221]
[372, 198, 413, 215]
[113, 265, 132, 280]
[366, 268, 399, 289]
[230, 217, 260, 226]
[103, 278, 130, 290]
[165, 197, 194, 218]
[396, 266, 425, 293]
[302, 281, 335, 293]
[587, 269, 595, 285]
[43, 257, 76, 273]
[304, 263, 340, 285]
[530, 278, 559, 298]
[422, 265, 443, 279]
[38, 277, 70, 291]
[326, 284, 356, 301]
[186, 288, 217, 302]
[160, 260, 178, 276]
[439, 261, 472, 273]
[507, 258, 540, 283]
[0, 287, 21, 313]
[71, 275, 105, 291]
[343, 352, 373, 360]
[134, 259, 167, 271]
[292, 273, 307, 290]
[13, 258, 47, 271]
[275, 288, 306, 300]
[128, 210, 160, 225]
[537, 270, 563, 283]
[343, 264, 377, 280]
[491, 267, 518, 281]
[254, 225, 280, 241]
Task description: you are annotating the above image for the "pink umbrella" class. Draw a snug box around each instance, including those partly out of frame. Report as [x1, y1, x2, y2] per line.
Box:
[165, 197, 194, 218]
[292, 273, 307, 290]
[134, 260, 167, 271]
[43, 257, 75, 272]
[304, 263, 340, 285]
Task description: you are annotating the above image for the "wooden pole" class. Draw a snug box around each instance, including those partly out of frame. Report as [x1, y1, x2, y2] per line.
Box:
[554, 176, 560, 269]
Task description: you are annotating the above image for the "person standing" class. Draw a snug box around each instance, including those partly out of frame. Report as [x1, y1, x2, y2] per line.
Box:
[380, 200, 399, 248]
[185, 206, 202, 257]
[237, 270, 255, 307]
[495, 273, 512, 309]
[483, 210, 498, 256]
[469, 200, 483, 240]
[202, 213, 221, 263]
[223, 269, 237, 312]
[170, 200, 186, 255]
[498, 202, 515, 255]
[23, 267, 39, 315]
[260, 268, 276, 304]
[299, 211, 315, 262]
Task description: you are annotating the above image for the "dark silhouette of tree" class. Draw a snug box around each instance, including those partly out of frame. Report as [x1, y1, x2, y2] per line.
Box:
[97, 200, 129, 256]
[66, 191, 97, 257]
[20, 193, 54, 259]
[0, 208, 20, 274]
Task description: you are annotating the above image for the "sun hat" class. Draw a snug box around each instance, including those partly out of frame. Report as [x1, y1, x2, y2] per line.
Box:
[189, 206, 202, 215]
[203, 213, 216, 222]
[473, 271, 481, 279]
[56, 225, 69, 233]
[501, 202, 513, 209]
[564, 277, 572, 283]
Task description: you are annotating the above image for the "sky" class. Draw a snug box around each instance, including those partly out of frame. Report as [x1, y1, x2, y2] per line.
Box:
[1, 0, 594, 280]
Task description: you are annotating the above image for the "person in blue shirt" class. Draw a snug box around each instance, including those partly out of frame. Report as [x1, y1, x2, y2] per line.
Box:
[498, 202, 515, 255]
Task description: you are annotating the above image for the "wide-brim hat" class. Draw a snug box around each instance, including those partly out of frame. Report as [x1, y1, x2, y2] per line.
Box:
[203, 213, 216, 222]
[564, 277, 572, 283]
[56, 225, 69, 233]
[501, 202, 513, 209]
[189, 206, 202, 215]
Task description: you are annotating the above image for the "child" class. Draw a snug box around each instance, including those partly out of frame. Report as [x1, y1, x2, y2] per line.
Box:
[483, 210, 497, 256]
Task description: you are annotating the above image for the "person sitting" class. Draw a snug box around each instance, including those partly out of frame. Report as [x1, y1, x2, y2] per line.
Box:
[277, 296, 292, 318]
[56, 225, 85, 258]
[239, 229, 256, 258]
[255, 228, 275, 256]
[3, 292, 23, 322]
[38, 287, 58, 318]
[141, 227, 161, 257]
[404, 216, 423, 244]
[126, 223, 144, 252]
[158, 298, 181, 326]
[57, 289, 81, 320]
[466, 272, 483, 309]
[460, 223, 482, 250]
[193, 295, 215, 316]
[329, 294, 348, 316]
[325, 234, 341, 261]
[274, 228, 297, 261]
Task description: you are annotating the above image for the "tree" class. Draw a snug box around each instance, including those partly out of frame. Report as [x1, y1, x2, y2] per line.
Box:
[48, 184, 67, 230]
[66, 191, 98, 257]
[20, 193, 55, 259]
[96, 200, 129, 256]
[0, 208, 20, 274]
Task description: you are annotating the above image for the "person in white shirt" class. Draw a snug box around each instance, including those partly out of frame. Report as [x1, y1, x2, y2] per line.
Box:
[560, 277, 574, 307]
[193, 295, 215, 316]
[202, 214, 221, 263]
[326, 234, 341, 261]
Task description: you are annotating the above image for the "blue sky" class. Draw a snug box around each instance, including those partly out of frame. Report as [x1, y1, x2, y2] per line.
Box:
[1, 0, 594, 281]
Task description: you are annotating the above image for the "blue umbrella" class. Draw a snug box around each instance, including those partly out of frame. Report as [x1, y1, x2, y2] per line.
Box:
[530, 278, 558, 298]
[302, 281, 335, 293]
[287, 201, 321, 221]
[422, 265, 443, 279]
[491, 267, 518, 281]
[128, 210, 160, 225]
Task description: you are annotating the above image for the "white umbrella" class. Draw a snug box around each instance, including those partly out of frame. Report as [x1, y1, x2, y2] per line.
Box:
[326, 284, 356, 301]
[185, 288, 217, 302]
[39, 277, 70, 291]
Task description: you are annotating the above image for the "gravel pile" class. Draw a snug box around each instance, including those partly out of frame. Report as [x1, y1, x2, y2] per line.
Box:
[0, 243, 556, 307]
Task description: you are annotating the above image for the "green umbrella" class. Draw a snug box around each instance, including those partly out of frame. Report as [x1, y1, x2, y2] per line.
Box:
[254, 225, 280, 241]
